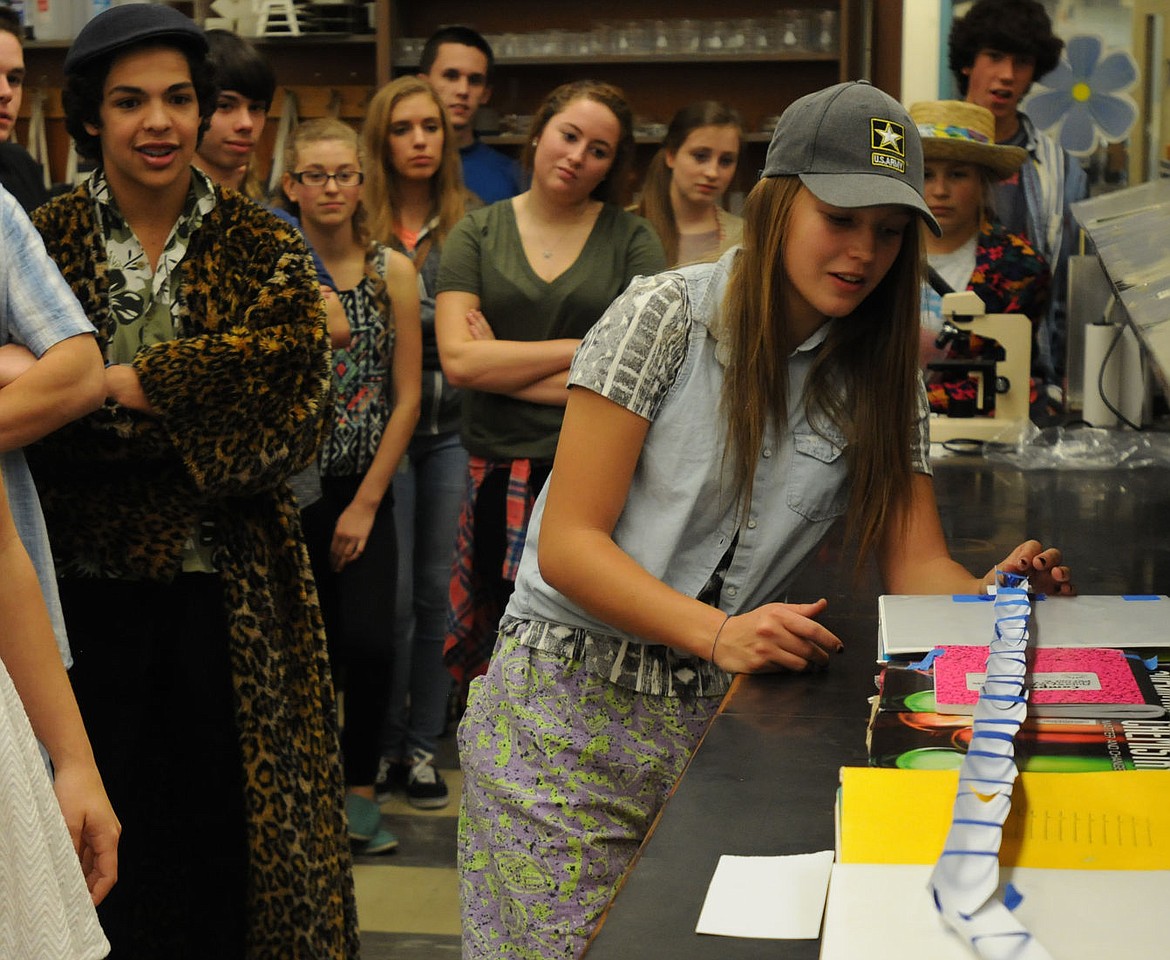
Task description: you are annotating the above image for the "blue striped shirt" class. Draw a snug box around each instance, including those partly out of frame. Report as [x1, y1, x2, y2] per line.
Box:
[1, 185, 96, 661]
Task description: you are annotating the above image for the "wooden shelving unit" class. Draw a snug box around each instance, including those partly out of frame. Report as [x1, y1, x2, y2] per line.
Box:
[14, 0, 906, 189]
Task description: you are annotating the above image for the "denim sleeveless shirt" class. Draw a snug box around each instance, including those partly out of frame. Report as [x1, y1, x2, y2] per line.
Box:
[506, 248, 932, 644]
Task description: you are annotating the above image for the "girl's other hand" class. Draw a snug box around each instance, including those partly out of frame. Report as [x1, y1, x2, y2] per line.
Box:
[52, 761, 120, 905]
[329, 499, 377, 572]
[711, 598, 843, 673]
[988, 540, 1075, 596]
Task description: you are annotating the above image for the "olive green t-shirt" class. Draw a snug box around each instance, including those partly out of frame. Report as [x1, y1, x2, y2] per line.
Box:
[437, 199, 666, 460]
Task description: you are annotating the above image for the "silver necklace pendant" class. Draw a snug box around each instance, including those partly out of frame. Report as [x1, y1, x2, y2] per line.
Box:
[542, 249, 553, 259]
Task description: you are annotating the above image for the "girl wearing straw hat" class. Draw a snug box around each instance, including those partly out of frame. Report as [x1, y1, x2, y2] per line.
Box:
[911, 100, 1050, 377]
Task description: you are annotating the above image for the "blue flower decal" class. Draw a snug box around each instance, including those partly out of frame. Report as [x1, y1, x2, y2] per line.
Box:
[1025, 35, 1137, 157]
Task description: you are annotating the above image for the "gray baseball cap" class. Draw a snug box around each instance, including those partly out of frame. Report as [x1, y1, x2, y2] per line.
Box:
[763, 80, 941, 236]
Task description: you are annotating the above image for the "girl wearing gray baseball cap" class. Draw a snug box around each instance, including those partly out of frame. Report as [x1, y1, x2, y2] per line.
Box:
[455, 80, 1076, 959]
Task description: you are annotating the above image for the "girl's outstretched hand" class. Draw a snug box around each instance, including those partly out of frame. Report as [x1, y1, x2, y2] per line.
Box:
[711, 598, 844, 673]
[987, 540, 1076, 596]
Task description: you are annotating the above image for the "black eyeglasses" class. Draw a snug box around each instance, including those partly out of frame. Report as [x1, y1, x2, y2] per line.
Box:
[289, 170, 364, 187]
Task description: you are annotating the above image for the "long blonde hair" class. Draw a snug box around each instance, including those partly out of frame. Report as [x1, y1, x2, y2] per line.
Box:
[720, 176, 923, 569]
[362, 76, 469, 249]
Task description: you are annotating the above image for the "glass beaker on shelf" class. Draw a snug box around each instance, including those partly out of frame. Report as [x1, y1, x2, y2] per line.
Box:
[564, 31, 593, 57]
[537, 30, 567, 58]
[814, 10, 839, 53]
[776, 9, 807, 51]
[590, 21, 612, 56]
[725, 18, 751, 52]
[497, 33, 520, 60]
[671, 18, 701, 55]
[613, 20, 650, 56]
[743, 17, 771, 52]
[649, 19, 672, 55]
[393, 36, 424, 64]
[701, 20, 729, 54]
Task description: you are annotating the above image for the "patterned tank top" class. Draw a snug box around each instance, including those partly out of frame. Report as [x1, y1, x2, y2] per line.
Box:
[319, 244, 397, 477]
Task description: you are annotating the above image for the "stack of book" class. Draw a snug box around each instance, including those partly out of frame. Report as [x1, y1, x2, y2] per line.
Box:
[869, 593, 1170, 772]
[816, 593, 1170, 959]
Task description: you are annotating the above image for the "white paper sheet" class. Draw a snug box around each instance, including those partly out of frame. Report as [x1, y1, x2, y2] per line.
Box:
[695, 850, 835, 939]
[820, 863, 1170, 959]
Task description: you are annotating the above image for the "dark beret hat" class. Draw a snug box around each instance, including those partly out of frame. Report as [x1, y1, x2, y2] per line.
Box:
[64, 2, 208, 74]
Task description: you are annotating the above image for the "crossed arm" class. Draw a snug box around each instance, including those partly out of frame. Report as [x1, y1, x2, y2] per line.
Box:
[0, 335, 105, 451]
[435, 289, 579, 406]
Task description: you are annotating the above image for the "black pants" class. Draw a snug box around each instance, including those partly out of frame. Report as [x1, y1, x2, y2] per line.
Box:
[62, 574, 248, 960]
[302, 473, 397, 786]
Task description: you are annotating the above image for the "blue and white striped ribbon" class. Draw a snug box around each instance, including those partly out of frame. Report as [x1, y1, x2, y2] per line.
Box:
[928, 574, 1054, 959]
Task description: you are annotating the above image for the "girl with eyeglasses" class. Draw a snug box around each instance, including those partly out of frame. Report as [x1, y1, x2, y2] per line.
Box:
[281, 117, 423, 855]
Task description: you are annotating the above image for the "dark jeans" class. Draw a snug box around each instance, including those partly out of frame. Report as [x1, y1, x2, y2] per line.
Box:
[302, 473, 397, 786]
[62, 574, 248, 960]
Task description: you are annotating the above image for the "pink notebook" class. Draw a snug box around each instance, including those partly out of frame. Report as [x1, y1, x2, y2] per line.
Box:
[932, 646, 1166, 718]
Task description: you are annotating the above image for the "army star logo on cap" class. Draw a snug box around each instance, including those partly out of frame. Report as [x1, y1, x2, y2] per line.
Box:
[870, 119, 906, 174]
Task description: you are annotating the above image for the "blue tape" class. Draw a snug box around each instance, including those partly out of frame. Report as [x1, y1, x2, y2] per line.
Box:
[1003, 883, 1024, 911]
[907, 647, 945, 670]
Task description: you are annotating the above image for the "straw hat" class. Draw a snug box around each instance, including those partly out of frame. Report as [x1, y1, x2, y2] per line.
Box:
[908, 100, 1026, 180]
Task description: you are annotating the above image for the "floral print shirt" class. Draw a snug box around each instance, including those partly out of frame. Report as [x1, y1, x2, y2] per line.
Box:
[90, 166, 219, 569]
[90, 167, 217, 363]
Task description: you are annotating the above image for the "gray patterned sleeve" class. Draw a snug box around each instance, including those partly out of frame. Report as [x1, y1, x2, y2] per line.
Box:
[568, 273, 692, 422]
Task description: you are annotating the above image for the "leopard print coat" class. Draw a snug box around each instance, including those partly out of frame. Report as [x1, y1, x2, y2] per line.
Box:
[30, 184, 360, 959]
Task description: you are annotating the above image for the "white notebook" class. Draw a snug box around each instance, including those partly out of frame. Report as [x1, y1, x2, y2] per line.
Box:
[877, 594, 1170, 661]
[820, 864, 1170, 960]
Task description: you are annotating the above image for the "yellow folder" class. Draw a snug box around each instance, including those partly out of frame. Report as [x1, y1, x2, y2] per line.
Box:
[838, 767, 1170, 870]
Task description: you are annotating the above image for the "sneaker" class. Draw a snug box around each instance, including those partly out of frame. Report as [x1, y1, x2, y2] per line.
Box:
[374, 756, 408, 803]
[357, 826, 399, 855]
[405, 749, 450, 810]
[344, 792, 381, 842]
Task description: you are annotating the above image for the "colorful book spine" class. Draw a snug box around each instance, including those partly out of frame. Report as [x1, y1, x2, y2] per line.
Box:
[869, 667, 1170, 771]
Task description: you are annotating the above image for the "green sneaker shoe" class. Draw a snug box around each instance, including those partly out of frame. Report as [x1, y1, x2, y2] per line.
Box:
[344, 792, 380, 842]
[359, 827, 399, 855]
